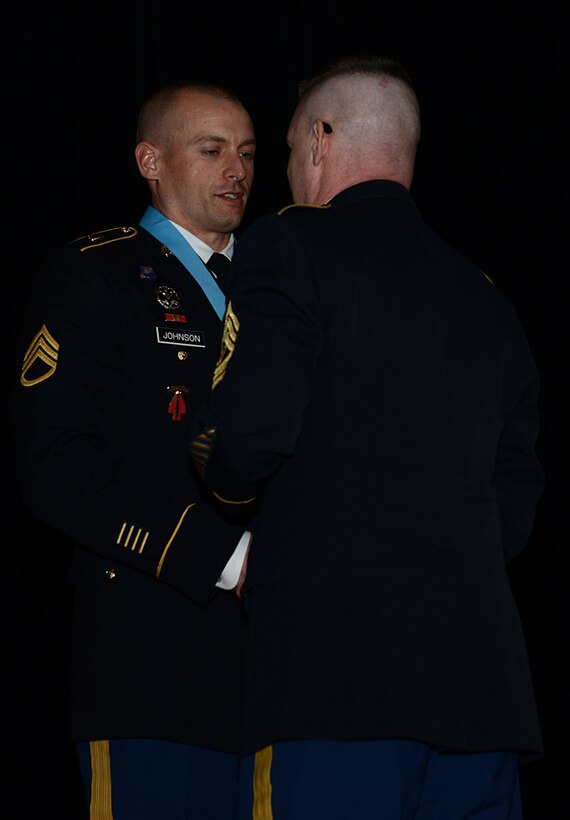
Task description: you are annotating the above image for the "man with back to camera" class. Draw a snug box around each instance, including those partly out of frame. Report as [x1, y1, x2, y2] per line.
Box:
[14, 81, 255, 819]
[190, 56, 544, 819]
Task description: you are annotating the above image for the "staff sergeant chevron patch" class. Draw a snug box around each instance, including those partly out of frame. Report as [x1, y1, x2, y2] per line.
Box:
[20, 324, 60, 387]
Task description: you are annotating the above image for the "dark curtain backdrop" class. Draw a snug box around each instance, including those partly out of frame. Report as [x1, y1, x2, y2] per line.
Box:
[4, 2, 568, 817]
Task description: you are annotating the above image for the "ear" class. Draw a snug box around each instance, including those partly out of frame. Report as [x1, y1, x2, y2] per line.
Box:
[135, 141, 159, 180]
[311, 120, 330, 167]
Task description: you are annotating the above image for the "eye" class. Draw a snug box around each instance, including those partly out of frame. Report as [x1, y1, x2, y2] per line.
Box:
[239, 150, 255, 161]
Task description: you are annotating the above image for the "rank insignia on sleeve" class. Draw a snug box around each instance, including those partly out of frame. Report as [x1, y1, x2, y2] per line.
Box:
[20, 324, 59, 387]
[212, 301, 239, 389]
[167, 385, 189, 421]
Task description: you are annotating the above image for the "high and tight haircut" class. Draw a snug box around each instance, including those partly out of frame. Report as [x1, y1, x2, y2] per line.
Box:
[297, 55, 416, 102]
[136, 81, 245, 143]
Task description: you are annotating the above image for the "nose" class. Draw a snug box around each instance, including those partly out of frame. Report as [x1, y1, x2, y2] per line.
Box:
[225, 155, 247, 182]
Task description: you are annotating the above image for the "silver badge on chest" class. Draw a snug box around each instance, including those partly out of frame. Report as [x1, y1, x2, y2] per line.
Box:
[155, 285, 181, 309]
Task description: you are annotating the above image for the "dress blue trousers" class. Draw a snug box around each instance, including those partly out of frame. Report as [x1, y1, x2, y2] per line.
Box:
[76, 738, 239, 819]
[237, 739, 522, 820]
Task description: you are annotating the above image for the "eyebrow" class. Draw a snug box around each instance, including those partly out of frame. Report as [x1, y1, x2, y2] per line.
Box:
[193, 134, 228, 145]
[193, 135, 256, 148]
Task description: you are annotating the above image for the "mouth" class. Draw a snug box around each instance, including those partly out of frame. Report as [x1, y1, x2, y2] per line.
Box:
[218, 191, 243, 202]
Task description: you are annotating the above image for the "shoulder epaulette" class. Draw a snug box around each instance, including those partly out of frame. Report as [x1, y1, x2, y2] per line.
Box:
[277, 203, 332, 216]
[70, 226, 138, 252]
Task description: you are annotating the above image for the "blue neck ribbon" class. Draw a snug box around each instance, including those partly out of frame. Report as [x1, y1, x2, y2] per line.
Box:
[139, 205, 226, 320]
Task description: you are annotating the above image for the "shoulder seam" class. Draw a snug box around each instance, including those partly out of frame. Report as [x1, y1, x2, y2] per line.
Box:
[71, 226, 138, 252]
[278, 203, 332, 216]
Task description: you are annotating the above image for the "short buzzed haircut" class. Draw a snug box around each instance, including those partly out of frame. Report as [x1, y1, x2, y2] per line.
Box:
[297, 55, 417, 103]
[136, 81, 245, 144]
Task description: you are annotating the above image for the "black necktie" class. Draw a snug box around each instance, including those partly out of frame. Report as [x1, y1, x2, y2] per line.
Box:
[206, 252, 230, 295]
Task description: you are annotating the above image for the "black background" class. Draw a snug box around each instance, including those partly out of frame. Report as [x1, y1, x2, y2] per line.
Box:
[4, 2, 568, 817]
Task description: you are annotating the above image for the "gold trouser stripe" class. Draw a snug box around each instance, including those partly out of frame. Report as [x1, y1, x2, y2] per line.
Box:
[253, 745, 273, 820]
[89, 739, 114, 819]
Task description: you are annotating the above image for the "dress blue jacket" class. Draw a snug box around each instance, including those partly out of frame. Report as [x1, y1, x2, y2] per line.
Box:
[191, 180, 545, 759]
[14, 222, 247, 751]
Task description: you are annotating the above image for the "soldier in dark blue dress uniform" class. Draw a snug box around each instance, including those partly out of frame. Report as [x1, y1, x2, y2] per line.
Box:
[14, 81, 256, 819]
[190, 57, 544, 819]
